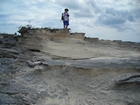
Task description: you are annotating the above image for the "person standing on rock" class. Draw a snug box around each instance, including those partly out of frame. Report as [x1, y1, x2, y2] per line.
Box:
[62, 8, 70, 29]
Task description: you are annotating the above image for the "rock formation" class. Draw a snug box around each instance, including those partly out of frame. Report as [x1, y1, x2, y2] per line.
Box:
[0, 28, 140, 105]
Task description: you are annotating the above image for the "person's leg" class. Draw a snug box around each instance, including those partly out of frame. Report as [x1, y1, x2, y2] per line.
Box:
[63, 21, 69, 29]
[65, 21, 69, 29]
[63, 21, 65, 28]
[66, 25, 68, 29]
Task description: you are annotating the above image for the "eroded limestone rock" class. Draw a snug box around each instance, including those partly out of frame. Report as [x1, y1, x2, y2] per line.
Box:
[0, 29, 140, 105]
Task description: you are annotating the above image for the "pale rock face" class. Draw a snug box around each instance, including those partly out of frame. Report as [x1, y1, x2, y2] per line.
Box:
[0, 29, 140, 105]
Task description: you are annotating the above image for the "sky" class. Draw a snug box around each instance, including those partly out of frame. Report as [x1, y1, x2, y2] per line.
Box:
[0, 0, 140, 42]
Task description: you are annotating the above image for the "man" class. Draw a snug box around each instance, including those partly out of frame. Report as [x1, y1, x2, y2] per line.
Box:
[62, 8, 69, 29]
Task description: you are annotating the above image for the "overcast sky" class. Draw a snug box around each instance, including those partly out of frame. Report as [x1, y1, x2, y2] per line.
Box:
[0, 0, 140, 42]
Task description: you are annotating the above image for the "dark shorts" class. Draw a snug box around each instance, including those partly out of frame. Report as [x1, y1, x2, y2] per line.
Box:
[64, 21, 69, 25]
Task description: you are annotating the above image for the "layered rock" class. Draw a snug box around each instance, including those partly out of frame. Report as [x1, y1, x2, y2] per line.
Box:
[0, 29, 140, 105]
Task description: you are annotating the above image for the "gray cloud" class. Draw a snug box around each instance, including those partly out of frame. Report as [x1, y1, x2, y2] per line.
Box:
[73, 9, 93, 18]
[86, 0, 101, 13]
[132, 8, 140, 19]
[53, 0, 81, 10]
[98, 14, 126, 25]
[96, 4, 140, 31]
[56, 0, 139, 31]
[54, 0, 95, 18]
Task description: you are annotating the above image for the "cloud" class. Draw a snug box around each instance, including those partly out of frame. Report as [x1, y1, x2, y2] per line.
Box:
[0, 0, 140, 42]
[73, 10, 93, 18]
[86, 0, 101, 13]
[0, 14, 9, 21]
[53, 0, 96, 18]
[95, 0, 140, 32]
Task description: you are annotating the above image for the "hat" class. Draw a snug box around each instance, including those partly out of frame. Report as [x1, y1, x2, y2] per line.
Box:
[65, 8, 69, 11]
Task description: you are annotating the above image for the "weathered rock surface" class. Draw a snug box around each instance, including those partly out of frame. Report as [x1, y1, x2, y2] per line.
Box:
[0, 29, 140, 105]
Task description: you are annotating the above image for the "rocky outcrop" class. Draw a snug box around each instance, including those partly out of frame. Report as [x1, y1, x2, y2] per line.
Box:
[71, 32, 85, 40]
[115, 73, 140, 84]
[0, 29, 140, 105]
[18, 28, 85, 51]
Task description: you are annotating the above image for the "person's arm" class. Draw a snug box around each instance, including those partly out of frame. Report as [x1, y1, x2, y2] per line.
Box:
[67, 13, 69, 17]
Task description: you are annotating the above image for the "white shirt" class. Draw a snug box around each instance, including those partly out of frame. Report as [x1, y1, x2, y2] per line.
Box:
[63, 12, 69, 21]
